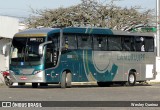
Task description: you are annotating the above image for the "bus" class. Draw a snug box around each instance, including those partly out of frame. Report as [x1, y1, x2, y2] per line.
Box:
[3, 27, 156, 88]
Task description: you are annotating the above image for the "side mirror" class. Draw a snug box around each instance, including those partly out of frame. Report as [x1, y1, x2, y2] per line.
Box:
[2, 42, 11, 56]
[39, 41, 52, 56]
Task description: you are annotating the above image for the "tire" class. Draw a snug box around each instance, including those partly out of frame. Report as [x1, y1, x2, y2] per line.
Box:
[66, 72, 72, 88]
[32, 83, 38, 88]
[60, 71, 72, 88]
[128, 72, 136, 86]
[4, 77, 13, 88]
[120, 82, 126, 86]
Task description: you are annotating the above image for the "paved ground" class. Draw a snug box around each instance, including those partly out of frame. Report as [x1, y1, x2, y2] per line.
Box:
[0, 83, 160, 110]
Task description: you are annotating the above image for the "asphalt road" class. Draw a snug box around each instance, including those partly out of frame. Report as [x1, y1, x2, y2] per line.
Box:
[0, 83, 160, 110]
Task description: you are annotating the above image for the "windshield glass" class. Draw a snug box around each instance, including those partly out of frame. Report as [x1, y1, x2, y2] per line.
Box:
[11, 37, 45, 65]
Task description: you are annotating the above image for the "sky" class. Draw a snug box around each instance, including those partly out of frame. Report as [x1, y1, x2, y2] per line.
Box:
[0, 0, 156, 20]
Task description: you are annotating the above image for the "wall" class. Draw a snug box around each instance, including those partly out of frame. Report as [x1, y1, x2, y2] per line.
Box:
[0, 16, 19, 38]
[0, 16, 19, 83]
[0, 39, 12, 83]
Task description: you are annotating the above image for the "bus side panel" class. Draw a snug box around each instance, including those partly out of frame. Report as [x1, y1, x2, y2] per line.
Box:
[59, 50, 89, 82]
[82, 50, 119, 82]
[112, 52, 155, 82]
[143, 52, 156, 80]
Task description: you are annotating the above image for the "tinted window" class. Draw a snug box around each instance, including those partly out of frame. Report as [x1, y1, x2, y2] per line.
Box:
[64, 35, 77, 49]
[11, 37, 45, 63]
[48, 34, 59, 51]
[45, 35, 59, 69]
[145, 37, 154, 52]
[122, 36, 135, 51]
[78, 35, 92, 49]
[93, 36, 107, 51]
[135, 36, 145, 51]
[108, 36, 122, 51]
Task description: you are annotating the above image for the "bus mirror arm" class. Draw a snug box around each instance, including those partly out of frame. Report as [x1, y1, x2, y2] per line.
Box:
[2, 42, 11, 56]
[2, 46, 6, 55]
[39, 41, 52, 56]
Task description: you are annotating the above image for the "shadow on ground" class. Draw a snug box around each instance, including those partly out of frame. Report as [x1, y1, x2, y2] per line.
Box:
[1, 82, 153, 89]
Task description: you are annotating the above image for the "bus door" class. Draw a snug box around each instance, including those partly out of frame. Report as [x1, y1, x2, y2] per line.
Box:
[62, 35, 81, 82]
[44, 34, 60, 69]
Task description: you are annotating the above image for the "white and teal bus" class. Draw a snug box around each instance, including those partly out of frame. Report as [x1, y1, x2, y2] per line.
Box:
[4, 27, 156, 88]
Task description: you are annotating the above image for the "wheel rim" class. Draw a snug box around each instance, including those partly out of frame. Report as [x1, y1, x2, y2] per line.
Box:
[66, 75, 68, 82]
[5, 78, 12, 86]
[129, 74, 135, 83]
[66, 73, 72, 88]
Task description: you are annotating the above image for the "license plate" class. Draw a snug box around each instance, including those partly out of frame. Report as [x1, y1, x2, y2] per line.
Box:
[20, 76, 27, 80]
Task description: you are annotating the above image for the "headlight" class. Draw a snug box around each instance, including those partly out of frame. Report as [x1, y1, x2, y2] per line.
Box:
[33, 70, 42, 75]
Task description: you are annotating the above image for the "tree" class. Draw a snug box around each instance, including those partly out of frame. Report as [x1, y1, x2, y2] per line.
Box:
[26, 0, 154, 31]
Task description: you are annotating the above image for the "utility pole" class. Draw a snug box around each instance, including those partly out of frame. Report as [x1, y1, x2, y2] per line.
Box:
[157, 0, 160, 56]
[156, 0, 160, 81]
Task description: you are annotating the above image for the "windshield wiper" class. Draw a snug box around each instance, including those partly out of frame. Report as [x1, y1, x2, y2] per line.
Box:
[25, 39, 32, 67]
[21, 47, 24, 61]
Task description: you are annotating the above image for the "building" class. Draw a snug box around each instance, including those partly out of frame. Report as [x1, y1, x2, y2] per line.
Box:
[0, 16, 19, 83]
[19, 23, 28, 31]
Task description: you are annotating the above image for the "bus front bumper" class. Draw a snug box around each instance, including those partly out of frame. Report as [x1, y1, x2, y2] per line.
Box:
[9, 71, 46, 83]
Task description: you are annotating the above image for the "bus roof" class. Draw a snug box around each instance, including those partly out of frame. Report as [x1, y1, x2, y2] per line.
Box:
[63, 27, 113, 35]
[14, 28, 60, 37]
[112, 30, 154, 37]
[64, 27, 154, 37]
[14, 27, 154, 38]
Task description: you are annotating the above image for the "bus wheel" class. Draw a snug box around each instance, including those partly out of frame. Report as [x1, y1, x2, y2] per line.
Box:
[66, 72, 72, 88]
[128, 72, 136, 86]
[32, 83, 38, 88]
[60, 71, 72, 88]
[4, 77, 13, 88]
[120, 82, 126, 86]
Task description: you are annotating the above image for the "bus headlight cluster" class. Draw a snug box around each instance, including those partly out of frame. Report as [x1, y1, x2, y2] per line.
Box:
[33, 70, 42, 75]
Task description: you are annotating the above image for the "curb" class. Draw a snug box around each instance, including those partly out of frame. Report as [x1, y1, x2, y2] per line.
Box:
[72, 82, 97, 85]
[147, 81, 160, 84]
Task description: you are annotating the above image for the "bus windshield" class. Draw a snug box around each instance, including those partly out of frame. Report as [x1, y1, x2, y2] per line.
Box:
[11, 37, 45, 65]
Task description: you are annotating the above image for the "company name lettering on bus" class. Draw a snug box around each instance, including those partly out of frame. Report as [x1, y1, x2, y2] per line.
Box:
[117, 54, 145, 61]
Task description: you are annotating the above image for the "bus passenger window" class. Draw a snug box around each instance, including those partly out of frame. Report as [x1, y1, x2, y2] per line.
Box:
[64, 35, 77, 49]
[145, 37, 154, 52]
[93, 36, 107, 51]
[123, 37, 131, 51]
[63, 37, 69, 50]
[135, 37, 145, 52]
[78, 36, 92, 49]
[122, 37, 135, 51]
[108, 36, 122, 51]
